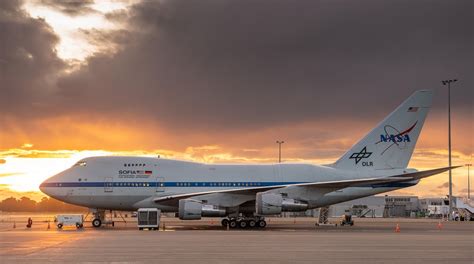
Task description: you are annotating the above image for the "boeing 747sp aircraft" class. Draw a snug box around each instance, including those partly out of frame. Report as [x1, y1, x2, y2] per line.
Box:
[40, 90, 458, 228]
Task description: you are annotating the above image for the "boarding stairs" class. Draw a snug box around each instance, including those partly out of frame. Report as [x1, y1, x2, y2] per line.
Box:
[358, 208, 375, 218]
[455, 198, 473, 221]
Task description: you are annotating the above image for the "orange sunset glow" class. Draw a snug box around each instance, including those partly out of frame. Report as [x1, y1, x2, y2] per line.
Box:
[0, 0, 472, 202]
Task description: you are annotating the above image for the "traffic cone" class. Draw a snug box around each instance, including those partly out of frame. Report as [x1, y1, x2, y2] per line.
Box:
[293, 218, 296, 224]
[47, 221, 50, 230]
[437, 221, 443, 230]
[13, 221, 16, 229]
[162, 222, 165, 231]
[394, 223, 400, 233]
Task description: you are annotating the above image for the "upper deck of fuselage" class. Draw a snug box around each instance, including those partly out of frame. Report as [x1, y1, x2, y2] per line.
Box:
[59, 156, 342, 182]
[40, 156, 364, 188]
[77, 156, 334, 171]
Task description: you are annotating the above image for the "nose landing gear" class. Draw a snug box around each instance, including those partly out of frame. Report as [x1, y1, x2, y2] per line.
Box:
[90, 209, 115, 228]
[92, 218, 102, 227]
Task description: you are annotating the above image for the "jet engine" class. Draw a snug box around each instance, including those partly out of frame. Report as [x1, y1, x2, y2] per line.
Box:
[256, 192, 308, 215]
[178, 199, 226, 220]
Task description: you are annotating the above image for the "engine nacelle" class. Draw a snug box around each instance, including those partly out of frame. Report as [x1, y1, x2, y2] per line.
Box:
[179, 199, 227, 220]
[201, 204, 226, 217]
[179, 199, 202, 220]
[256, 192, 308, 215]
[256, 193, 282, 215]
[282, 198, 309, 212]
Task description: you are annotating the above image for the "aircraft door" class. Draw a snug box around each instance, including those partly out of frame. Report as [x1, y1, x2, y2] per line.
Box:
[104, 177, 113, 192]
[156, 177, 165, 192]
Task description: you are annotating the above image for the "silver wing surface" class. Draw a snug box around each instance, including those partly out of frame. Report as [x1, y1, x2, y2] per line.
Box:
[153, 166, 458, 206]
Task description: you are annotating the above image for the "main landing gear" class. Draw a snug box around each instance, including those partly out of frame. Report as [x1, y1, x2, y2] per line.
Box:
[221, 216, 267, 229]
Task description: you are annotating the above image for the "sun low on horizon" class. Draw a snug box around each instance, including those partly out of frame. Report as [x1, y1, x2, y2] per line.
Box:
[0, 0, 472, 201]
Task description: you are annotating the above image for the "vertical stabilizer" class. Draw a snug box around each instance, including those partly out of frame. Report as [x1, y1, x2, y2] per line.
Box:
[332, 90, 433, 171]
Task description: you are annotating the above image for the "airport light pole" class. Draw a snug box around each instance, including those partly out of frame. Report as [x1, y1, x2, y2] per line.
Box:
[276, 141, 284, 163]
[466, 164, 472, 199]
[442, 79, 457, 219]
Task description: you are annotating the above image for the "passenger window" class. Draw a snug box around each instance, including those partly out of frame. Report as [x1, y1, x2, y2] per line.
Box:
[73, 161, 87, 167]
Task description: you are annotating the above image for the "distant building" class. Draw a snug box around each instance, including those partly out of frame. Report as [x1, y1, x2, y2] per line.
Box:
[383, 196, 419, 217]
[287, 195, 460, 218]
[329, 196, 386, 218]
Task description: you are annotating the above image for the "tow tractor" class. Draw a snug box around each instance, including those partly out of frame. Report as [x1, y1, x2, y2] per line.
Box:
[340, 214, 354, 226]
[56, 214, 84, 229]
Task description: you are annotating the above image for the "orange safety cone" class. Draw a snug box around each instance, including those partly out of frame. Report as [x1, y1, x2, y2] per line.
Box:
[162, 222, 165, 231]
[293, 218, 296, 224]
[13, 221, 16, 229]
[47, 221, 51, 230]
[437, 221, 443, 230]
[394, 223, 400, 233]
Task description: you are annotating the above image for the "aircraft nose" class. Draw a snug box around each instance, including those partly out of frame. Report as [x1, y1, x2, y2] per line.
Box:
[39, 178, 51, 196]
[40, 171, 64, 198]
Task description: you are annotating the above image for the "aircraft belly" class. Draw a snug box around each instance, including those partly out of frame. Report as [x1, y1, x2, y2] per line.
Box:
[51, 186, 156, 210]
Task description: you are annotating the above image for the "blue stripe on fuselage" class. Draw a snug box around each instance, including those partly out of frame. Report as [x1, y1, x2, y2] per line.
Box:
[40, 181, 302, 188]
[40, 181, 417, 188]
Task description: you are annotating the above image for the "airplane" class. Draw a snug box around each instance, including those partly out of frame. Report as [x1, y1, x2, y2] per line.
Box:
[40, 90, 458, 229]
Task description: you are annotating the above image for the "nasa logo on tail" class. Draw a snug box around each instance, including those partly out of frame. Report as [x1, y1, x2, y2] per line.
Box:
[376, 121, 418, 155]
[349, 147, 373, 166]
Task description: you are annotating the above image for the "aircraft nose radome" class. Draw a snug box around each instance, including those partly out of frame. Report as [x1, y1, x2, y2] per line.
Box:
[39, 179, 49, 195]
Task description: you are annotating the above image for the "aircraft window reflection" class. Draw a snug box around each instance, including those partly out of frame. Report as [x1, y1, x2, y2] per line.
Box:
[73, 161, 87, 167]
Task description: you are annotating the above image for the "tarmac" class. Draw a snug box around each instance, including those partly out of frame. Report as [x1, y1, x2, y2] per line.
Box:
[0, 214, 473, 263]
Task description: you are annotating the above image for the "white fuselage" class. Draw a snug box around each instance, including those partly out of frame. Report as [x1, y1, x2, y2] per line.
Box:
[40, 156, 418, 213]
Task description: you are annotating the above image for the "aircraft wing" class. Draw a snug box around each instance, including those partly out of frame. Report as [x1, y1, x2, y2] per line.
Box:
[153, 166, 458, 204]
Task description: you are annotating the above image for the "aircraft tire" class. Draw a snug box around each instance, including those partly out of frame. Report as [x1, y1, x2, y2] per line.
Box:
[248, 220, 256, 228]
[229, 220, 238, 229]
[57, 223, 63, 229]
[92, 218, 102, 228]
[257, 220, 266, 228]
[238, 220, 247, 229]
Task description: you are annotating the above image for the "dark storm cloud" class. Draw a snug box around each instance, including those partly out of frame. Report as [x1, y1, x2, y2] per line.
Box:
[1, 0, 472, 132]
[0, 0, 65, 116]
[39, 0, 96, 16]
[55, 0, 472, 130]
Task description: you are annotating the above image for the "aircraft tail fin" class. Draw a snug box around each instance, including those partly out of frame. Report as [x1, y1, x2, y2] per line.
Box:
[331, 90, 433, 171]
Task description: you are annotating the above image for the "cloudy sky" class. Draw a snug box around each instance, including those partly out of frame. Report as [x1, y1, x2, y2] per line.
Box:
[0, 0, 472, 200]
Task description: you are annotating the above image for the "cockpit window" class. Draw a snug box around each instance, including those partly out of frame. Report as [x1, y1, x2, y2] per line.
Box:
[73, 161, 87, 167]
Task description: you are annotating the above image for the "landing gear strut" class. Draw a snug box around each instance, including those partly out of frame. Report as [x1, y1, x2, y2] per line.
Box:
[90, 209, 114, 228]
[221, 216, 266, 229]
